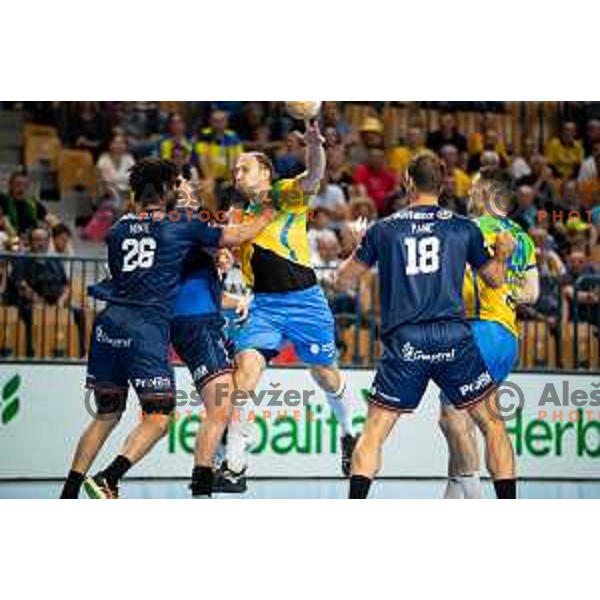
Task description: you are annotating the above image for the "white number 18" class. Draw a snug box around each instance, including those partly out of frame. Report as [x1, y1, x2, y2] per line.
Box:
[405, 236, 440, 275]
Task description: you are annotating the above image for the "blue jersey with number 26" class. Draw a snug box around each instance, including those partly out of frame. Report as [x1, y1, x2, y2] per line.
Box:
[89, 211, 223, 318]
[355, 205, 491, 337]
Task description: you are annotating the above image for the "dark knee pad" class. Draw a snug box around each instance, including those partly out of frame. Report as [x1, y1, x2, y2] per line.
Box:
[139, 393, 176, 416]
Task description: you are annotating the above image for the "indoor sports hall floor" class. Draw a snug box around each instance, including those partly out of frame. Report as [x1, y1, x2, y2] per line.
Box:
[1, 479, 600, 499]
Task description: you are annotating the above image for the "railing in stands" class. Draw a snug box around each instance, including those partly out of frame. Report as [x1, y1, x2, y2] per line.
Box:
[0, 252, 598, 371]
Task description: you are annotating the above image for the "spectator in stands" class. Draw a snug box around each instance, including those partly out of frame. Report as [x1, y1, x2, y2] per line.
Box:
[518, 227, 566, 325]
[441, 144, 471, 198]
[275, 132, 305, 179]
[51, 223, 73, 255]
[583, 118, 600, 157]
[562, 248, 600, 325]
[470, 150, 501, 182]
[510, 137, 536, 180]
[441, 174, 468, 216]
[578, 141, 600, 211]
[326, 144, 354, 200]
[231, 102, 267, 143]
[96, 133, 136, 195]
[123, 102, 162, 157]
[546, 121, 584, 180]
[353, 147, 397, 215]
[320, 102, 353, 141]
[308, 207, 333, 263]
[514, 184, 539, 231]
[388, 125, 426, 176]
[195, 110, 243, 183]
[578, 140, 600, 183]
[0, 205, 16, 250]
[65, 102, 106, 160]
[349, 117, 385, 167]
[516, 154, 557, 209]
[4, 228, 69, 356]
[314, 231, 357, 348]
[468, 112, 506, 157]
[467, 129, 508, 174]
[159, 111, 193, 161]
[426, 112, 467, 155]
[311, 179, 347, 226]
[0, 170, 50, 236]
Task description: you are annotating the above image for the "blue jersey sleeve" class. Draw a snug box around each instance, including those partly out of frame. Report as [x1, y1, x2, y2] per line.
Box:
[355, 223, 379, 266]
[187, 220, 223, 247]
[466, 221, 491, 270]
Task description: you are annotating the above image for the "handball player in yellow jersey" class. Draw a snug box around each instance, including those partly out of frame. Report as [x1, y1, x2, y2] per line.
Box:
[439, 173, 540, 499]
[215, 121, 362, 492]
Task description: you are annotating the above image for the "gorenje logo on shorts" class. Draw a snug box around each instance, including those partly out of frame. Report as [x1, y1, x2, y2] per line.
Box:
[1, 374, 21, 427]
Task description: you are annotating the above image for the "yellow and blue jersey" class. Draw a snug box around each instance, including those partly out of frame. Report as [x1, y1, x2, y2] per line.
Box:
[463, 215, 536, 337]
[239, 175, 317, 293]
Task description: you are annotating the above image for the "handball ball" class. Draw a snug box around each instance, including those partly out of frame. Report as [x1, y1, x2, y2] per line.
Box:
[285, 101, 322, 121]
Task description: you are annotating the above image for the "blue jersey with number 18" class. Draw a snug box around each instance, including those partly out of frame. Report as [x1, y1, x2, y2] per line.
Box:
[354, 205, 491, 337]
[89, 210, 223, 318]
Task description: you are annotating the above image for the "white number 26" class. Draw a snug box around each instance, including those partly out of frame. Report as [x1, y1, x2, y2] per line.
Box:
[122, 237, 157, 272]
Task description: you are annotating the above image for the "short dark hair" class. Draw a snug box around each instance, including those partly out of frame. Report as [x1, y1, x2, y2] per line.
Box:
[9, 167, 28, 185]
[129, 158, 179, 206]
[407, 152, 445, 194]
[52, 223, 72, 238]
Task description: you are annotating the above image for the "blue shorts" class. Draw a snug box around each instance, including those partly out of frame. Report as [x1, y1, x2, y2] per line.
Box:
[370, 321, 496, 412]
[471, 320, 518, 383]
[171, 314, 233, 389]
[235, 285, 337, 366]
[86, 306, 175, 414]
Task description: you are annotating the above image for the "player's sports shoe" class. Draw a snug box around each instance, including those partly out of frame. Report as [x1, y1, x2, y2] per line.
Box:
[213, 461, 247, 494]
[341, 434, 359, 477]
[83, 474, 119, 499]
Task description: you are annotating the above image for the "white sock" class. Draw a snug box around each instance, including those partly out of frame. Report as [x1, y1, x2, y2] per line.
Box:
[324, 381, 355, 437]
[444, 478, 464, 499]
[225, 419, 252, 473]
[458, 473, 483, 499]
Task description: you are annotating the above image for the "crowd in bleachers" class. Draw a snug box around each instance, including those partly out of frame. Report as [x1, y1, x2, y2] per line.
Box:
[1, 101, 600, 366]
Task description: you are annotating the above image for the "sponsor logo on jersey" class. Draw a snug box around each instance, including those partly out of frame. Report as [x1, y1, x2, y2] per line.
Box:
[133, 376, 172, 390]
[95, 326, 132, 349]
[459, 371, 493, 397]
[401, 342, 456, 363]
[394, 210, 437, 221]
[192, 365, 209, 383]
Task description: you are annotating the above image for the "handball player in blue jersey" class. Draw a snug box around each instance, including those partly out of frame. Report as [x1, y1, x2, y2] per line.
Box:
[60, 158, 272, 499]
[170, 245, 249, 496]
[337, 153, 518, 499]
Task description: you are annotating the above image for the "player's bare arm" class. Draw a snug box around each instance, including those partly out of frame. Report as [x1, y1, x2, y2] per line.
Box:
[478, 231, 516, 289]
[222, 292, 249, 320]
[220, 208, 275, 247]
[513, 268, 540, 305]
[335, 256, 370, 292]
[298, 120, 326, 192]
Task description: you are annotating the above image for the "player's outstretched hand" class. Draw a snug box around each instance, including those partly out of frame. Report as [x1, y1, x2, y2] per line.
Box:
[235, 296, 250, 321]
[349, 216, 369, 241]
[494, 231, 516, 261]
[303, 120, 325, 147]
